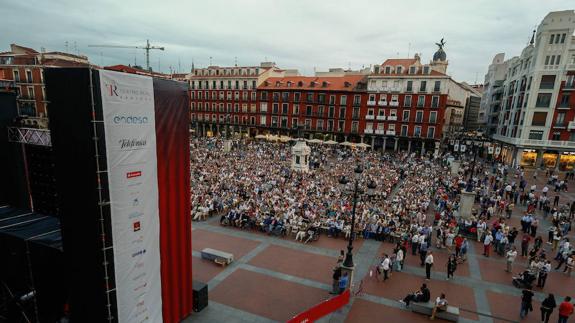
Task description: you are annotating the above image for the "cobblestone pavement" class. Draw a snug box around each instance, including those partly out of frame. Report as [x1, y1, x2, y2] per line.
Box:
[185, 168, 575, 323]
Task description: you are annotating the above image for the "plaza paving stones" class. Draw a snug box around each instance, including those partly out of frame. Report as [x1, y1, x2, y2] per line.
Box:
[210, 268, 331, 322]
[248, 244, 337, 285]
[345, 298, 439, 323]
[192, 228, 260, 259]
[486, 290, 542, 323]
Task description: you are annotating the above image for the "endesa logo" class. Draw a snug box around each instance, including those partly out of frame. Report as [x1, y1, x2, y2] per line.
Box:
[127, 171, 142, 179]
[113, 115, 149, 124]
[133, 221, 141, 232]
[132, 249, 146, 258]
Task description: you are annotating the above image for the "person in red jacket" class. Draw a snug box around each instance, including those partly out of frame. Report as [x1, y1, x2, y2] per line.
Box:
[558, 296, 574, 323]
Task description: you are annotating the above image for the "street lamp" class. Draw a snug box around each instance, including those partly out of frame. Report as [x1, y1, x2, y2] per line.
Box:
[338, 164, 374, 275]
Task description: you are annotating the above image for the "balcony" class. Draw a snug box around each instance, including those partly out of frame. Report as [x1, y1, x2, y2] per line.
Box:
[17, 96, 35, 101]
[364, 129, 374, 134]
[387, 116, 397, 121]
[375, 129, 385, 135]
[366, 115, 374, 120]
[386, 130, 396, 135]
[389, 101, 399, 107]
[565, 82, 575, 91]
[367, 101, 376, 106]
[376, 115, 386, 121]
[378, 101, 388, 106]
[569, 121, 575, 130]
[390, 87, 401, 93]
[491, 133, 575, 149]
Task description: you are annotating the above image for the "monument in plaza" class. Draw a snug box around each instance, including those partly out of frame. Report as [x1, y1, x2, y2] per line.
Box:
[291, 139, 311, 172]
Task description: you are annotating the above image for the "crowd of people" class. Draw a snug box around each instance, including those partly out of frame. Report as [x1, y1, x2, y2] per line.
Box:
[190, 136, 575, 322]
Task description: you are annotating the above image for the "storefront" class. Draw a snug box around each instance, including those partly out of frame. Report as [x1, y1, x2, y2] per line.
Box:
[520, 149, 537, 167]
[559, 152, 575, 171]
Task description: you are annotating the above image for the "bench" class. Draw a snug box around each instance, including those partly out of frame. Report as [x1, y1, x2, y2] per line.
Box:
[201, 248, 234, 266]
[410, 301, 460, 322]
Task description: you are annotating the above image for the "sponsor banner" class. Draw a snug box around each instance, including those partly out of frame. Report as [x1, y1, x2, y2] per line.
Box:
[495, 147, 501, 156]
[460, 144, 466, 152]
[100, 70, 163, 323]
[488, 146, 494, 154]
[454, 144, 459, 152]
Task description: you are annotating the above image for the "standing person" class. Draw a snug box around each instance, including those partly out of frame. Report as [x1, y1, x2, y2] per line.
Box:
[540, 293, 556, 323]
[558, 296, 574, 323]
[521, 234, 532, 258]
[338, 272, 349, 294]
[380, 254, 391, 281]
[337, 249, 345, 263]
[520, 287, 534, 319]
[447, 254, 457, 280]
[506, 246, 518, 273]
[538, 260, 552, 288]
[331, 264, 342, 294]
[419, 240, 429, 267]
[411, 232, 420, 255]
[395, 247, 404, 272]
[483, 231, 493, 257]
[425, 251, 434, 280]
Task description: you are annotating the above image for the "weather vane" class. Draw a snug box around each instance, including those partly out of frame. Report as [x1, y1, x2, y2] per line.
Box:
[436, 38, 446, 50]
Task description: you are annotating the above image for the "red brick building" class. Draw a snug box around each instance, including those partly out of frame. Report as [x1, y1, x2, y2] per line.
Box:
[549, 71, 575, 141]
[256, 75, 368, 141]
[0, 44, 91, 119]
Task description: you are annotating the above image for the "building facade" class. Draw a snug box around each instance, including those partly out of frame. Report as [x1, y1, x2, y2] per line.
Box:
[0, 44, 91, 119]
[188, 62, 287, 137]
[486, 10, 575, 170]
[481, 53, 508, 135]
[365, 54, 449, 154]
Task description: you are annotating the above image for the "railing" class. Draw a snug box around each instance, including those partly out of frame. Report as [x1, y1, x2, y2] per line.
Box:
[375, 129, 385, 135]
[376, 115, 386, 121]
[389, 101, 399, 107]
[378, 101, 387, 106]
[387, 116, 397, 121]
[366, 115, 374, 120]
[367, 101, 376, 106]
[7, 127, 51, 146]
[491, 133, 575, 148]
[386, 130, 396, 135]
[364, 129, 373, 134]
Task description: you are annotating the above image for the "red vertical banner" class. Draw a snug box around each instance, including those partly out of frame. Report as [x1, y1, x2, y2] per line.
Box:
[153, 79, 192, 323]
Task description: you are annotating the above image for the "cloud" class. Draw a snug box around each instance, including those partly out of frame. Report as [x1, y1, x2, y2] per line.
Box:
[1, 0, 572, 82]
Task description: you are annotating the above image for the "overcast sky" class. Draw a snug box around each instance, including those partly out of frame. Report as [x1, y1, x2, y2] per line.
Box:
[2, 0, 573, 83]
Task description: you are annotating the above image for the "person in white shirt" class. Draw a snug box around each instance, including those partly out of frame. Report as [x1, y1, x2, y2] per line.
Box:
[411, 233, 420, 255]
[380, 254, 391, 281]
[483, 232, 494, 257]
[506, 246, 518, 272]
[477, 220, 486, 242]
[431, 293, 448, 320]
[395, 248, 404, 272]
[425, 251, 434, 280]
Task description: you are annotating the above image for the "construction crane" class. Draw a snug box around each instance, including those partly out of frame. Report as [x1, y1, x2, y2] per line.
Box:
[88, 39, 164, 71]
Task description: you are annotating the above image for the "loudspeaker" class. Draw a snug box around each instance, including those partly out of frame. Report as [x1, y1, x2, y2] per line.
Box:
[193, 280, 208, 312]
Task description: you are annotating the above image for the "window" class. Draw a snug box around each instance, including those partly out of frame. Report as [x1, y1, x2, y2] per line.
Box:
[26, 70, 32, 82]
[318, 105, 324, 117]
[261, 91, 268, 100]
[282, 103, 288, 114]
[535, 93, 552, 108]
[272, 103, 279, 114]
[561, 33, 566, 43]
[559, 94, 570, 108]
[404, 95, 412, 107]
[340, 95, 347, 105]
[540, 75, 556, 89]
[550, 55, 556, 65]
[528, 130, 543, 140]
[273, 92, 280, 102]
[531, 112, 547, 126]
[292, 118, 298, 128]
[365, 122, 373, 130]
[429, 111, 437, 123]
[417, 95, 425, 107]
[353, 95, 361, 106]
[294, 104, 300, 115]
[328, 106, 335, 118]
[385, 66, 391, 74]
[281, 117, 288, 128]
[271, 116, 278, 127]
[414, 126, 422, 137]
[552, 132, 561, 140]
[306, 105, 312, 116]
[282, 92, 289, 101]
[423, 66, 430, 74]
[306, 92, 314, 103]
[556, 55, 561, 65]
[351, 121, 359, 133]
[545, 56, 550, 65]
[367, 108, 374, 116]
[260, 102, 268, 112]
[431, 96, 439, 108]
[251, 92, 256, 101]
[433, 81, 441, 92]
[13, 70, 19, 82]
[294, 92, 301, 102]
[556, 112, 566, 126]
[329, 95, 335, 105]
[369, 94, 376, 102]
[427, 126, 435, 138]
[549, 34, 555, 44]
[318, 93, 326, 104]
[401, 125, 408, 136]
[27, 86, 34, 98]
[402, 110, 410, 121]
[406, 80, 413, 92]
[317, 119, 324, 130]
[419, 81, 427, 92]
[415, 111, 423, 123]
[352, 107, 360, 119]
[339, 107, 346, 118]
[409, 66, 416, 74]
[338, 120, 345, 132]
[304, 119, 311, 130]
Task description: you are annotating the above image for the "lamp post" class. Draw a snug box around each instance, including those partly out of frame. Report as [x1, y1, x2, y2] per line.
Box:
[338, 164, 376, 287]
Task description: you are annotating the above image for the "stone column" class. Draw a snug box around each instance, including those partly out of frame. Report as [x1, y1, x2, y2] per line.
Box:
[383, 137, 387, 152]
[394, 138, 399, 151]
[555, 153, 562, 171]
[216, 124, 221, 137]
[202, 123, 206, 137]
[340, 264, 355, 290]
[309, 133, 313, 140]
[407, 140, 412, 153]
[344, 135, 348, 142]
[360, 135, 364, 144]
[371, 136, 375, 150]
[460, 190, 476, 220]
